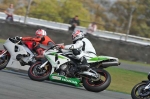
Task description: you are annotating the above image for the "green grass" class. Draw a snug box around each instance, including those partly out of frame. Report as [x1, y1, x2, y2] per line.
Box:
[0, 39, 5, 43]
[120, 59, 150, 67]
[105, 67, 147, 94]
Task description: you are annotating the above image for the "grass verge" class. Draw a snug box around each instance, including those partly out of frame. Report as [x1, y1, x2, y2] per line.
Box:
[105, 67, 147, 94]
[120, 59, 150, 67]
[0, 39, 5, 43]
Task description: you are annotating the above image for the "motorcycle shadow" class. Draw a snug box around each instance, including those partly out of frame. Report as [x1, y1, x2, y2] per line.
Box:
[43, 80, 87, 91]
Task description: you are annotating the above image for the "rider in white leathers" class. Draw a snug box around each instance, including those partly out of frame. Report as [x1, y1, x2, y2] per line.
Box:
[60, 30, 96, 70]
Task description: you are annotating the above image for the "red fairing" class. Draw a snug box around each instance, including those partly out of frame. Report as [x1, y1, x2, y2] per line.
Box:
[24, 41, 34, 50]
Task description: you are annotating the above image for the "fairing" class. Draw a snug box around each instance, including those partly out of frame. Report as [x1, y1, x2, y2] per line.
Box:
[87, 56, 119, 63]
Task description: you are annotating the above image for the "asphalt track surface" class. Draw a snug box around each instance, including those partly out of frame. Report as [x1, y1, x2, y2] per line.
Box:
[0, 70, 131, 99]
[0, 44, 150, 99]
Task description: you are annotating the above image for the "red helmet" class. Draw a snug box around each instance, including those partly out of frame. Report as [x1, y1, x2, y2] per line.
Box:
[35, 29, 47, 36]
[72, 30, 84, 41]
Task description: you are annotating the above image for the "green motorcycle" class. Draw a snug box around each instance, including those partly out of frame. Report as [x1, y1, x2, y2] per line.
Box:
[28, 46, 120, 92]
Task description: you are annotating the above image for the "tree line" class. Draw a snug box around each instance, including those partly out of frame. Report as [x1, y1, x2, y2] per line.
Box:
[0, 0, 150, 38]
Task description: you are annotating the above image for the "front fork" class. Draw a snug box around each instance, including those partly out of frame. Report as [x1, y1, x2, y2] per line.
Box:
[144, 81, 150, 90]
[39, 61, 55, 75]
[0, 50, 8, 63]
[0, 50, 8, 57]
[138, 81, 150, 97]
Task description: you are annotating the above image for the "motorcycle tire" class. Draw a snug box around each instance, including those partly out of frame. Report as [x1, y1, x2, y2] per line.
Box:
[82, 69, 111, 92]
[28, 61, 51, 81]
[0, 51, 10, 70]
[131, 82, 150, 99]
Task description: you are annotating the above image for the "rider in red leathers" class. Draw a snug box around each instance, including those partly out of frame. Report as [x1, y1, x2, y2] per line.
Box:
[21, 29, 55, 59]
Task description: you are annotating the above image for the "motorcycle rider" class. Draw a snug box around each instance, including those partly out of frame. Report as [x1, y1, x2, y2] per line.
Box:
[18, 29, 55, 59]
[59, 30, 96, 70]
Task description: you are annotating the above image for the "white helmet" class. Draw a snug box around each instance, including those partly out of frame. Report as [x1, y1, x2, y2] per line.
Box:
[35, 29, 47, 36]
[72, 30, 84, 42]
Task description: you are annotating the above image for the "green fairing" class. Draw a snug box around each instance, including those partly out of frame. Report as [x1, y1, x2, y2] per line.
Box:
[49, 74, 82, 87]
[58, 55, 66, 59]
[49, 52, 57, 55]
[88, 56, 109, 62]
[49, 52, 66, 59]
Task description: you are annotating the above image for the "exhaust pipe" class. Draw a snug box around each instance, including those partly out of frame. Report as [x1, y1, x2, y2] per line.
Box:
[79, 69, 99, 79]
[101, 61, 120, 68]
[80, 72, 97, 79]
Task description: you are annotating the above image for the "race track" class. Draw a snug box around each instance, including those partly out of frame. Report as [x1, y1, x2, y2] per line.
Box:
[0, 70, 131, 99]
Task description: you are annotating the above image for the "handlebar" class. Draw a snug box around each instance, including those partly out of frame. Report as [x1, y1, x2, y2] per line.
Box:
[9, 37, 21, 44]
[45, 44, 62, 52]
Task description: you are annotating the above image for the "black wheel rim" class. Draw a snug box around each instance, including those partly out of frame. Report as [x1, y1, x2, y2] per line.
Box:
[30, 63, 51, 78]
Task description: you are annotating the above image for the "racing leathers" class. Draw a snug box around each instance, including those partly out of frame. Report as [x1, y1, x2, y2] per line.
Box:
[22, 35, 55, 57]
[63, 37, 96, 70]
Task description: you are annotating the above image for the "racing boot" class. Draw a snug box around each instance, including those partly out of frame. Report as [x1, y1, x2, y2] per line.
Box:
[78, 57, 90, 71]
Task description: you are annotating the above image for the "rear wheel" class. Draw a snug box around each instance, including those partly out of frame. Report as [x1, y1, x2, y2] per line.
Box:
[28, 61, 52, 81]
[82, 69, 111, 92]
[0, 50, 10, 70]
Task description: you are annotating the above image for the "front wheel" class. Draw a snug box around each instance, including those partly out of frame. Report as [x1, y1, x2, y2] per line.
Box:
[28, 61, 52, 81]
[82, 69, 111, 92]
[131, 82, 150, 99]
[0, 50, 10, 70]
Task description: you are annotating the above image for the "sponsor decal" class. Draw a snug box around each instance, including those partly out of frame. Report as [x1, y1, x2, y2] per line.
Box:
[51, 75, 78, 85]
[52, 76, 61, 80]
[61, 78, 77, 85]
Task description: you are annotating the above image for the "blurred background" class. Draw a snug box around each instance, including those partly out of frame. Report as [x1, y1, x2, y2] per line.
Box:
[0, 0, 150, 38]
